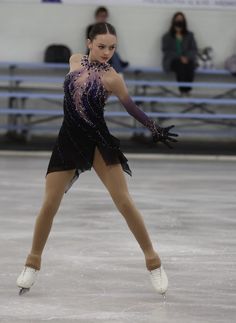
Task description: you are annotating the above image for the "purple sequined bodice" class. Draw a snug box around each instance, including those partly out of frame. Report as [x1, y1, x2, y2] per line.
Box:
[63, 55, 110, 129]
[59, 54, 126, 155]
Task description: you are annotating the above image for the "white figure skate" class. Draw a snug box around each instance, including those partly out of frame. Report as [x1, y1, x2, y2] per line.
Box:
[149, 265, 168, 298]
[17, 266, 39, 295]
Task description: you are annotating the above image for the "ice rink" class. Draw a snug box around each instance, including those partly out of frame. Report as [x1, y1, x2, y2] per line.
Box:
[0, 152, 236, 323]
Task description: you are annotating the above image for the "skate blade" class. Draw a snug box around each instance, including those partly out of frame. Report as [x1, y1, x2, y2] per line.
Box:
[19, 287, 30, 295]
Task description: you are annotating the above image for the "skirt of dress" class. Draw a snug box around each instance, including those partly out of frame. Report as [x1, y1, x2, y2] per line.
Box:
[45, 123, 132, 193]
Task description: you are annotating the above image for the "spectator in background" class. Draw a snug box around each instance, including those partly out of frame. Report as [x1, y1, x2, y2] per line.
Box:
[86, 6, 129, 73]
[162, 12, 198, 96]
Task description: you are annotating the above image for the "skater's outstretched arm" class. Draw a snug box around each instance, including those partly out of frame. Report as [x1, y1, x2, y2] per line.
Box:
[107, 71, 179, 149]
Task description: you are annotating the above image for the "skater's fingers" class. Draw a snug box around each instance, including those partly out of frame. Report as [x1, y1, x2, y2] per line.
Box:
[168, 132, 179, 137]
[166, 125, 175, 131]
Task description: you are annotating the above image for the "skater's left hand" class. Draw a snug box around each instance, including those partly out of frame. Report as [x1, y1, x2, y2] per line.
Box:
[152, 123, 179, 149]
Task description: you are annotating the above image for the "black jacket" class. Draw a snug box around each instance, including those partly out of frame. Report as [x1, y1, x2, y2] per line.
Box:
[162, 31, 198, 72]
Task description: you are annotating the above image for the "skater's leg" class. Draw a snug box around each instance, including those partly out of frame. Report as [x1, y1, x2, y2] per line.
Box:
[92, 147, 161, 271]
[25, 169, 76, 270]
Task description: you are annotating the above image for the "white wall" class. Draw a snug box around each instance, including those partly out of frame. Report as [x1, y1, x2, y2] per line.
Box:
[0, 3, 236, 67]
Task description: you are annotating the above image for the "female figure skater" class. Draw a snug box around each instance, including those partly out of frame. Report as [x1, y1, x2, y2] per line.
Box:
[17, 22, 178, 297]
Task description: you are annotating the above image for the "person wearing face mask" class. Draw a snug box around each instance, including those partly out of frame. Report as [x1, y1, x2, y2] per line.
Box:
[162, 12, 198, 96]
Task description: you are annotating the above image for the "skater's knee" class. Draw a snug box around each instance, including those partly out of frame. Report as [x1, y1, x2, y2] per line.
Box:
[41, 198, 60, 217]
[111, 191, 133, 213]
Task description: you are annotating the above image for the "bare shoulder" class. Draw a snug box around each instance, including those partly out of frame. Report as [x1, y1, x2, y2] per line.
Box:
[103, 67, 121, 92]
[69, 53, 83, 64]
[69, 53, 84, 72]
[104, 67, 124, 86]
[103, 67, 127, 96]
[107, 67, 122, 80]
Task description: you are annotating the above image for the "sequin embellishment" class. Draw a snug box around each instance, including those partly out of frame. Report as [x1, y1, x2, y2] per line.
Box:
[65, 55, 110, 128]
[81, 55, 111, 72]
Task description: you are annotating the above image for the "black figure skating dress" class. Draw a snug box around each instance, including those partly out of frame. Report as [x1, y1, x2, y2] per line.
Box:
[46, 55, 159, 193]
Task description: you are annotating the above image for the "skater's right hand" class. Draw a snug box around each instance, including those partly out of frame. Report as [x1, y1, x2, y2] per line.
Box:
[148, 120, 179, 149]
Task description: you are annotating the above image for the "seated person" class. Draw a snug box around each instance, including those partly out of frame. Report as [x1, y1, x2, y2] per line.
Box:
[86, 6, 129, 73]
[162, 12, 198, 96]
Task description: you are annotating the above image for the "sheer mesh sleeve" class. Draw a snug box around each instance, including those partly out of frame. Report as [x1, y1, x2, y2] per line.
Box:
[109, 71, 161, 140]
[118, 95, 178, 148]
[119, 95, 159, 138]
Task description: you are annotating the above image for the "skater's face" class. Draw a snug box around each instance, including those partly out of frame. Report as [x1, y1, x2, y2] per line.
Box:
[87, 33, 117, 63]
